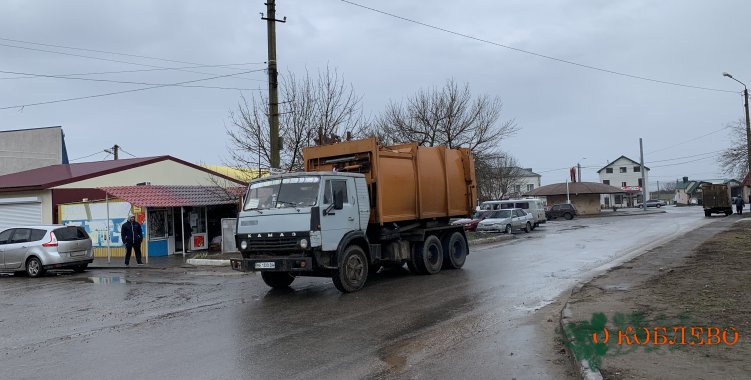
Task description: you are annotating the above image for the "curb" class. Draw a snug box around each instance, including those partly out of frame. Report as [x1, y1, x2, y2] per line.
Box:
[468, 234, 515, 246]
[580, 210, 666, 219]
[186, 258, 231, 266]
[559, 285, 604, 380]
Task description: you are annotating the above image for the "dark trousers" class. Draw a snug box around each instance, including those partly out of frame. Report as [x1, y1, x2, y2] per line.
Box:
[125, 242, 143, 264]
[736, 204, 743, 214]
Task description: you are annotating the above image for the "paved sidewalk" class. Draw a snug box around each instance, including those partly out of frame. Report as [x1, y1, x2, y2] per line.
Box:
[90, 254, 196, 269]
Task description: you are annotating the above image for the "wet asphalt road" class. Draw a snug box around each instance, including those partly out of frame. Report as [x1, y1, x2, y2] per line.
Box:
[0, 207, 713, 379]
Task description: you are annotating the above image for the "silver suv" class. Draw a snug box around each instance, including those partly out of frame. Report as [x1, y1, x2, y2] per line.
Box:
[0, 225, 94, 277]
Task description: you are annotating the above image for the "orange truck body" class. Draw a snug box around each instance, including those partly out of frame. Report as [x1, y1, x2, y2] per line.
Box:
[304, 138, 477, 225]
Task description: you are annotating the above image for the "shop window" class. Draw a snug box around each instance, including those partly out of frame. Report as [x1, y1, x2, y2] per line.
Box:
[189, 207, 207, 234]
[615, 195, 623, 204]
[148, 209, 167, 239]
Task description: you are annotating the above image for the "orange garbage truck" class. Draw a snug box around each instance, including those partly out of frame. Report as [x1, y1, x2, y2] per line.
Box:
[230, 138, 477, 292]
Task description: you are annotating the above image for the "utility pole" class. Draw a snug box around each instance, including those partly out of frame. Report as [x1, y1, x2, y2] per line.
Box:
[744, 87, 751, 188]
[577, 162, 581, 183]
[262, 0, 286, 170]
[639, 138, 647, 210]
[105, 144, 119, 160]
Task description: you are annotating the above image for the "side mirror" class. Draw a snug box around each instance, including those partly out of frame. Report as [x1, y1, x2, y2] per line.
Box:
[334, 190, 344, 210]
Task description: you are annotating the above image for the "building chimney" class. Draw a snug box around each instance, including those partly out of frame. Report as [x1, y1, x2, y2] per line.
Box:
[683, 176, 688, 183]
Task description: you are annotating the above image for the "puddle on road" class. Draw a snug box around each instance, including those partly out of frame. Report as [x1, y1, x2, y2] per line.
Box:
[70, 276, 131, 284]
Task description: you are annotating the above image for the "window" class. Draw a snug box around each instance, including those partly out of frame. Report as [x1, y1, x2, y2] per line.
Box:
[638, 178, 643, 187]
[619, 167, 627, 173]
[30, 229, 46, 241]
[0, 229, 13, 244]
[615, 195, 623, 204]
[53, 226, 88, 241]
[603, 180, 610, 185]
[514, 202, 529, 209]
[514, 185, 521, 193]
[148, 209, 167, 239]
[527, 184, 534, 192]
[622, 182, 627, 187]
[324, 180, 349, 204]
[606, 168, 613, 173]
[634, 166, 641, 172]
[10, 228, 32, 244]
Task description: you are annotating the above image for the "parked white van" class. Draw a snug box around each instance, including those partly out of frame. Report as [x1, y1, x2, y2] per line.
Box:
[480, 198, 546, 229]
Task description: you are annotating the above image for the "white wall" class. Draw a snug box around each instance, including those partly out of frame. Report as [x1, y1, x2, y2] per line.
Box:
[598, 157, 650, 206]
[53, 160, 229, 188]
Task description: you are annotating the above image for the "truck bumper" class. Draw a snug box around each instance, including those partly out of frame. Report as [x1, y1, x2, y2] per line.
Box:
[230, 257, 313, 272]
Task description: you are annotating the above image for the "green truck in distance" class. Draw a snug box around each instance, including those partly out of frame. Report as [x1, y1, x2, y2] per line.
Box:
[700, 183, 732, 217]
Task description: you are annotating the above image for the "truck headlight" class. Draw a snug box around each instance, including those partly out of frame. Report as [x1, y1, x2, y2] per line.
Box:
[240, 240, 248, 250]
[299, 238, 308, 249]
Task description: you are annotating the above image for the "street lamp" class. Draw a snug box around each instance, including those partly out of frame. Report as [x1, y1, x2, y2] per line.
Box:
[722, 72, 751, 191]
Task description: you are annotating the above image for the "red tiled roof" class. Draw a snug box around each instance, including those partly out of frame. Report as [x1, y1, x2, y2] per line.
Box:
[99, 185, 245, 207]
[0, 156, 245, 192]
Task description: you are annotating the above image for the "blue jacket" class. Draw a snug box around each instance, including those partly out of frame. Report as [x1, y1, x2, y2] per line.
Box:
[121, 220, 143, 245]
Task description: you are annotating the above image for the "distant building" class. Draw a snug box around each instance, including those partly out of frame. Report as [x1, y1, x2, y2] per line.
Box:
[507, 168, 541, 197]
[0, 126, 69, 176]
[597, 156, 650, 207]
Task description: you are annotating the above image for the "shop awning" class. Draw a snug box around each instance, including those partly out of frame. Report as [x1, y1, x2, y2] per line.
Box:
[99, 185, 245, 207]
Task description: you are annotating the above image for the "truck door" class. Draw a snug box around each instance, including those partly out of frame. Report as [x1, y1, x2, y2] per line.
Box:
[320, 178, 359, 251]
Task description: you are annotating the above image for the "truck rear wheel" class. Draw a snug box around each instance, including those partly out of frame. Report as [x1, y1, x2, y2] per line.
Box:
[261, 272, 295, 289]
[442, 231, 467, 269]
[412, 235, 443, 275]
[333, 245, 369, 293]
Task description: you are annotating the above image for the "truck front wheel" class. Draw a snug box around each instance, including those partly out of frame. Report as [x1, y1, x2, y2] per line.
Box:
[261, 272, 295, 289]
[333, 245, 369, 293]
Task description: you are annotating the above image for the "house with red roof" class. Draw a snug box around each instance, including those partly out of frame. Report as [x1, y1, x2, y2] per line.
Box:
[0, 156, 246, 258]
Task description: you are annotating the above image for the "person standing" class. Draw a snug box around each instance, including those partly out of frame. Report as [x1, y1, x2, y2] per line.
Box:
[734, 195, 745, 215]
[121, 214, 144, 266]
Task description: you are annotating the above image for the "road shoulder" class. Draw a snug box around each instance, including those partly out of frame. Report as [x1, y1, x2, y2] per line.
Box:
[560, 216, 751, 379]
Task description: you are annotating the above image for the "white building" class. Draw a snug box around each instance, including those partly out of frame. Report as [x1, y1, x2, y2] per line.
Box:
[508, 168, 541, 197]
[597, 156, 650, 207]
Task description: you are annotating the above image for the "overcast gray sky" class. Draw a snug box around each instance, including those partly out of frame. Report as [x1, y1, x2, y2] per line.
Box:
[1, 0, 749, 187]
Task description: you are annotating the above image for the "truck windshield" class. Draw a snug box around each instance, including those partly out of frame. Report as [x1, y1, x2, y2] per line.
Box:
[244, 176, 320, 210]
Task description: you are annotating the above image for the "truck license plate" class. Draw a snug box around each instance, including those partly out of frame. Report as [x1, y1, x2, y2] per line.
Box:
[255, 262, 275, 269]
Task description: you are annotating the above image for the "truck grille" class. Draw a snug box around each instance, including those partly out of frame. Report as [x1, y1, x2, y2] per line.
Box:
[248, 236, 300, 251]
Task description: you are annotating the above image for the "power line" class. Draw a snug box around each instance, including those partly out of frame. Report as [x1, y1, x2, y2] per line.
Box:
[646, 125, 731, 154]
[646, 149, 723, 164]
[0, 68, 264, 91]
[340, 0, 738, 94]
[0, 42, 265, 81]
[649, 155, 716, 168]
[70, 150, 106, 161]
[0, 68, 266, 111]
[0, 62, 266, 81]
[118, 147, 137, 158]
[0, 36, 261, 68]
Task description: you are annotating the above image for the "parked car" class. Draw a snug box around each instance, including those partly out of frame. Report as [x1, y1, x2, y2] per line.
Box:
[476, 208, 535, 234]
[0, 225, 94, 277]
[452, 210, 493, 231]
[495, 198, 547, 229]
[546, 203, 578, 220]
[636, 199, 667, 208]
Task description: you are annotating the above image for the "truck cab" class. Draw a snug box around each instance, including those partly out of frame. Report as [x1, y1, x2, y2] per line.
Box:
[232, 172, 371, 291]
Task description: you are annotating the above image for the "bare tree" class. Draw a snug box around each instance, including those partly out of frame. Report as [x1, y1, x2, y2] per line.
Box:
[474, 154, 527, 201]
[374, 79, 517, 157]
[719, 119, 748, 179]
[226, 66, 367, 174]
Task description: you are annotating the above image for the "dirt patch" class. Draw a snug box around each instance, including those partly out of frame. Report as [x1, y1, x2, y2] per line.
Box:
[563, 218, 751, 379]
